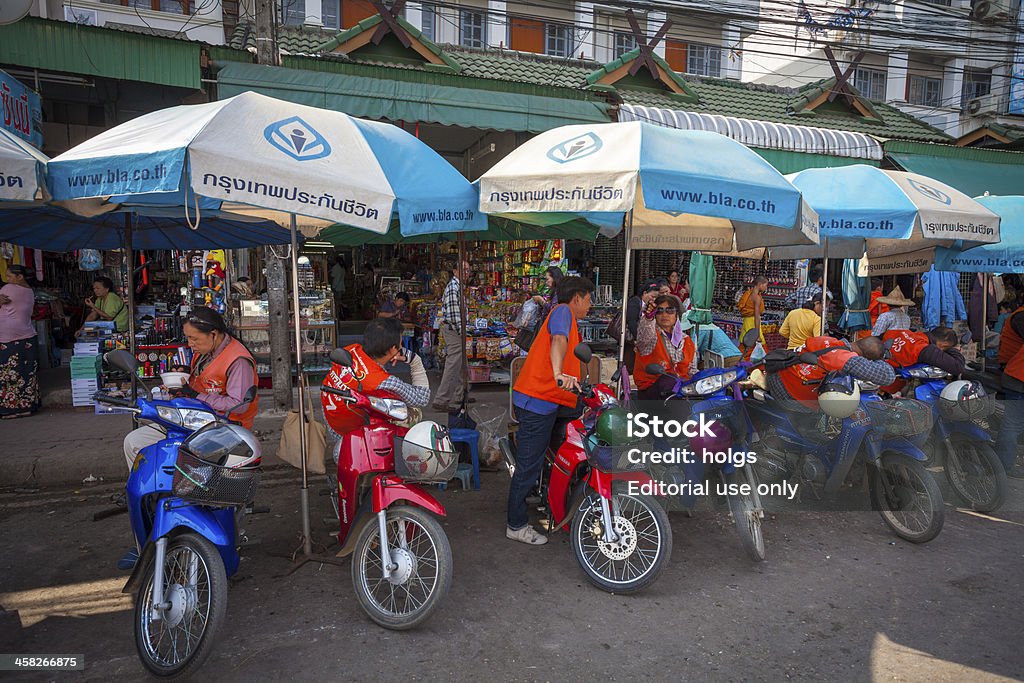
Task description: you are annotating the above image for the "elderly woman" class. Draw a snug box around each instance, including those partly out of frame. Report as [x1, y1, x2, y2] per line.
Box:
[0, 264, 40, 419]
[633, 294, 697, 400]
[871, 287, 914, 336]
[78, 276, 129, 333]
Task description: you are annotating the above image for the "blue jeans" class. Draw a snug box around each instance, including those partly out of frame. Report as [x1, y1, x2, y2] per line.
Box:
[507, 407, 559, 530]
[995, 388, 1024, 471]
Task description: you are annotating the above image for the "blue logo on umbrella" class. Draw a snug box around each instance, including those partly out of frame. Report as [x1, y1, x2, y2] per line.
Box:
[547, 132, 602, 164]
[264, 116, 331, 161]
[907, 178, 951, 205]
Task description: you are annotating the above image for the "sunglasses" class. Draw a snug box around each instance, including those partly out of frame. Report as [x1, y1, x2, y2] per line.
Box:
[186, 316, 217, 332]
[655, 307, 678, 314]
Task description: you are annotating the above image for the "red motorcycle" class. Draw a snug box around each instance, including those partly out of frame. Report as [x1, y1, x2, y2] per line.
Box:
[321, 348, 453, 630]
[501, 344, 672, 594]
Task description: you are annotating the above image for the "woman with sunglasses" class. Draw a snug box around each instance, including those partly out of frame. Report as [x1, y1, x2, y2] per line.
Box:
[633, 294, 697, 400]
[122, 306, 258, 470]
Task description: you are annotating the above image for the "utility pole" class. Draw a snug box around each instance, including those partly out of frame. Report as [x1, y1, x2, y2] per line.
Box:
[255, 0, 279, 66]
[265, 251, 293, 411]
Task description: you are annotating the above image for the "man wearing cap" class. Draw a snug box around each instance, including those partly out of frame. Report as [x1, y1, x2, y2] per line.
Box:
[780, 294, 828, 350]
[871, 287, 914, 337]
[634, 294, 697, 400]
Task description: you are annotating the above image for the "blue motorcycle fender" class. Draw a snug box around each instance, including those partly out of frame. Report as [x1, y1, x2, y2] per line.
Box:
[867, 436, 929, 464]
[947, 421, 992, 442]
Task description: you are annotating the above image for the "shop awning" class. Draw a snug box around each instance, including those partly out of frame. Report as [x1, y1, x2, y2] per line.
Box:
[319, 215, 606, 246]
[753, 149, 879, 174]
[885, 141, 1024, 197]
[216, 62, 611, 133]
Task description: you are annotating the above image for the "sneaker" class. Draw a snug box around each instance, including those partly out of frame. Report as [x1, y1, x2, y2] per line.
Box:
[506, 525, 548, 545]
[1007, 466, 1024, 480]
[117, 548, 140, 570]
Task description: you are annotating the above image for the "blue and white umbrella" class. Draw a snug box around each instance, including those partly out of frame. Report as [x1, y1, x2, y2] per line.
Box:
[936, 195, 1024, 272]
[47, 90, 485, 236]
[0, 126, 47, 201]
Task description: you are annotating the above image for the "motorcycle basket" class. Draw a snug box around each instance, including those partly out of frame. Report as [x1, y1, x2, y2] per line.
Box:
[864, 398, 933, 437]
[938, 392, 995, 422]
[172, 450, 261, 507]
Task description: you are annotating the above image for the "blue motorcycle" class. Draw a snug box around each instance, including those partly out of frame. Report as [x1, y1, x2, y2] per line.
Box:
[745, 376, 945, 544]
[645, 362, 767, 562]
[95, 350, 261, 678]
[894, 364, 1006, 512]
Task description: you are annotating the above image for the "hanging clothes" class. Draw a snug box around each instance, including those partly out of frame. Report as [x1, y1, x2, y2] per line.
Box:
[921, 266, 967, 330]
[968, 273, 997, 344]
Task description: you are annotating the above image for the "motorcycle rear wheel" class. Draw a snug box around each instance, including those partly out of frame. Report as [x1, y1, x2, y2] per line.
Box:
[724, 468, 766, 562]
[571, 492, 671, 594]
[870, 453, 944, 544]
[133, 533, 227, 679]
[944, 436, 1007, 513]
[352, 505, 452, 630]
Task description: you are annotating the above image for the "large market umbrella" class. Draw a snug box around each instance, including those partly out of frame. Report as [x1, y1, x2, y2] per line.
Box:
[319, 213, 605, 246]
[478, 121, 819, 361]
[687, 252, 716, 326]
[0, 127, 46, 201]
[935, 196, 1024, 272]
[838, 258, 870, 333]
[47, 91, 485, 560]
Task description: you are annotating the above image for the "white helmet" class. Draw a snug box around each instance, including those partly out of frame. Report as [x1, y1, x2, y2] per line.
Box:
[397, 421, 459, 482]
[818, 372, 861, 419]
[181, 423, 262, 468]
[939, 380, 991, 421]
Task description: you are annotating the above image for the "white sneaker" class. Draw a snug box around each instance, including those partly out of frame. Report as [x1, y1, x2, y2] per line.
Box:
[506, 525, 548, 545]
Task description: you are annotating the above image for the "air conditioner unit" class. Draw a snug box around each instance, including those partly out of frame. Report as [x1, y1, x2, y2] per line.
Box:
[64, 6, 99, 25]
[966, 93, 1001, 116]
[972, 0, 1013, 22]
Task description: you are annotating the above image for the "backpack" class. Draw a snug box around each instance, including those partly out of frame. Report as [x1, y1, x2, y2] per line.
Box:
[763, 346, 844, 374]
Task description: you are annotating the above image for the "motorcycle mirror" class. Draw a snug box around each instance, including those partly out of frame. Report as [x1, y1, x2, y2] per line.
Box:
[741, 328, 760, 348]
[105, 349, 139, 373]
[645, 363, 666, 376]
[329, 347, 353, 367]
[573, 343, 593, 364]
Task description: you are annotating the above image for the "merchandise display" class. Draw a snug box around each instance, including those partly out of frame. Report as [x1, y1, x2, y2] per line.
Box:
[236, 290, 336, 379]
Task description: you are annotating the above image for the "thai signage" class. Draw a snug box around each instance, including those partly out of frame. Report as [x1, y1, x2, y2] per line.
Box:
[0, 69, 42, 149]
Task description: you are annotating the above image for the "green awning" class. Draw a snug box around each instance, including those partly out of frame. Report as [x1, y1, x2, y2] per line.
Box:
[320, 216, 605, 246]
[216, 62, 610, 132]
[753, 149, 879, 174]
[885, 141, 1024, 197]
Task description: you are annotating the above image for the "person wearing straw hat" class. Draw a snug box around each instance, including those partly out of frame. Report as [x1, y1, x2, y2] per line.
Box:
[871, 286, 914, 337]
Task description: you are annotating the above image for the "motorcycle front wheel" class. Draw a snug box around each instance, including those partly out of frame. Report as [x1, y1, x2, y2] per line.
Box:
[134, 533, 227, 679]
[352, 505, 452, 630]
[724, 468, 766, 562]
[869, 453, 945, 544]
[944, 436, 1007, 513]
[571, 492, 671, 594]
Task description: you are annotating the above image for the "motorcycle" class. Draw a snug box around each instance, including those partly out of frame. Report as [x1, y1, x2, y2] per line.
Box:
[746, 376, 945, 544]
[893, 364, 1006, 512]
[94, 349, 261, 678]
[320, 347, 452, 630]
[499, 343, 672, 594]
[645, 361, 767, 562]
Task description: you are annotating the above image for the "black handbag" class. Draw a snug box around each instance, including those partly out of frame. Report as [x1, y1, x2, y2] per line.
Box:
[514, 325, 537, 351]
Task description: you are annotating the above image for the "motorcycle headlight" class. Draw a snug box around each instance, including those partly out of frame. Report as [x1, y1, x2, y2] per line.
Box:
[157, 406, 217, 430]
[368, 396, 408, 421]
[907, 366, 949, 380]
[684, 370, 739, 396]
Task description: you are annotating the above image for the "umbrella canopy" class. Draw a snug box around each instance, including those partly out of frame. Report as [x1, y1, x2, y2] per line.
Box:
[0, 126, 47, 201]
[47, 91, 485, 237]
[478, 121, 819, 252]
[319, 214, 605, 246]
[0, 204, 293, 251]
[935, 195, 1024, 272]
[838, 258, 870, 332]
[777, 165, 1001, 271]
[687, 252, 716, 326]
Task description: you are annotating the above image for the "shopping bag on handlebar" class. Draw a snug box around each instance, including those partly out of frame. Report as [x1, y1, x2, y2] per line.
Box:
[278, 375, 327, 475]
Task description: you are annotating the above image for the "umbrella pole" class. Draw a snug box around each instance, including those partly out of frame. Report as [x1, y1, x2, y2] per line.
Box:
[125, 214, 138, 418]
[980, 272, 988, 360]
[618, 211, 634, 367]
[821, 238, 829, 336]
[459, 233, 469, 412]
[291, 213, 312, 557]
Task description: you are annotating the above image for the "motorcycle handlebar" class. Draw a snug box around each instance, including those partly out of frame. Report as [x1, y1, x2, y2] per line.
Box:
[93, 392, 138, 409]
[321, 386, 356, 402]
[556, 378, 594, 398]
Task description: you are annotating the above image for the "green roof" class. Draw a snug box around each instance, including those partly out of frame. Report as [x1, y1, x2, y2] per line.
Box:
[225, 20, 950, 143]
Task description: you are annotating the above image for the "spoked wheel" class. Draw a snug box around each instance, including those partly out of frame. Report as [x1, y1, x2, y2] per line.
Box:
[724, 468, 766, 562]
[944, 436, 1007, 513]
[571, 492, 671, 594]
[869, 453, 945, 544]
[352, 505, 452, 630]
[134, 533, 227, 679]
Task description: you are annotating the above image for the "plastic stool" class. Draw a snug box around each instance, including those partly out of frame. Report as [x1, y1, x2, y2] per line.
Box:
[448, 427, 481, 490]
[438, 464, 473, 491]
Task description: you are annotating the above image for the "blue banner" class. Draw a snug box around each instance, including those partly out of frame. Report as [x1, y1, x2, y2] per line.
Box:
[0, 70, 42, 149]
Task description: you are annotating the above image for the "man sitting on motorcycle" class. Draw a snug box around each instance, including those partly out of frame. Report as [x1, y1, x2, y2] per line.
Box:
[507, 276, 594, 546]
[321, 317, 430, 436]
[879, 327, 965, 394]
[766, 335, 896, 415]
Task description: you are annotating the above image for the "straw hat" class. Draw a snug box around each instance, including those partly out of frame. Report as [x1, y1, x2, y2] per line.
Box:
[876, 286, 914, 307]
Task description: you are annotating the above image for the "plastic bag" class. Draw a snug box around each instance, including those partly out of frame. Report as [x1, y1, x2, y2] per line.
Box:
[78, 249, 103, 271]
[750, 342, 767, 363]
[468, 403, 507, 468]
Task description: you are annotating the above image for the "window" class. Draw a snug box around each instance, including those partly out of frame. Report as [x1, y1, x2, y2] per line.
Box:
[545, 23, 573, 58]
[278, 0, 303, 25]
[420, 2, 435, 41]
[460, 9, 486, 48]
[908, 75, 942, 107]
[963, 68, 992, 106]
[614, 31, 636, 60]
[852, 66, 887, 101]
[103, 0, 190, 13]
[322, 0, 340, 29]
[687, 43, 722, 78]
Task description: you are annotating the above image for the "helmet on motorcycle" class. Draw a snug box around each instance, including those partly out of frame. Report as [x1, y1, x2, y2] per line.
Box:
[586, 407, 642, 472]
[180, 423, 262, 468]
[594, 407, 633, 447]
[397, 421, 459, 482]
[818, 372, 860, 419]
[939, 379, 992, 421]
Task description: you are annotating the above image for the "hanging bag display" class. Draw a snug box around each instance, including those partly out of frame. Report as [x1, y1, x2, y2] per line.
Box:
[278, 374, 328, 475]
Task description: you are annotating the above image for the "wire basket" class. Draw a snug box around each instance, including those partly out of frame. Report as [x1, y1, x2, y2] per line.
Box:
[938, 392, 995, 422]
[583, 434, 647, 473]
[172, 451, 261, 507]
[864, 399, 934, 437]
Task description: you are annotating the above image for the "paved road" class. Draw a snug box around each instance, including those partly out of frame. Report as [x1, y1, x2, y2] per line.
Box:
[1, 464, 1022, 682]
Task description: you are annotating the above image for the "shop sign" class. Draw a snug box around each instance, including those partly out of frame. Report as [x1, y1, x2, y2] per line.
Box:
[0, 69, 42, 149]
